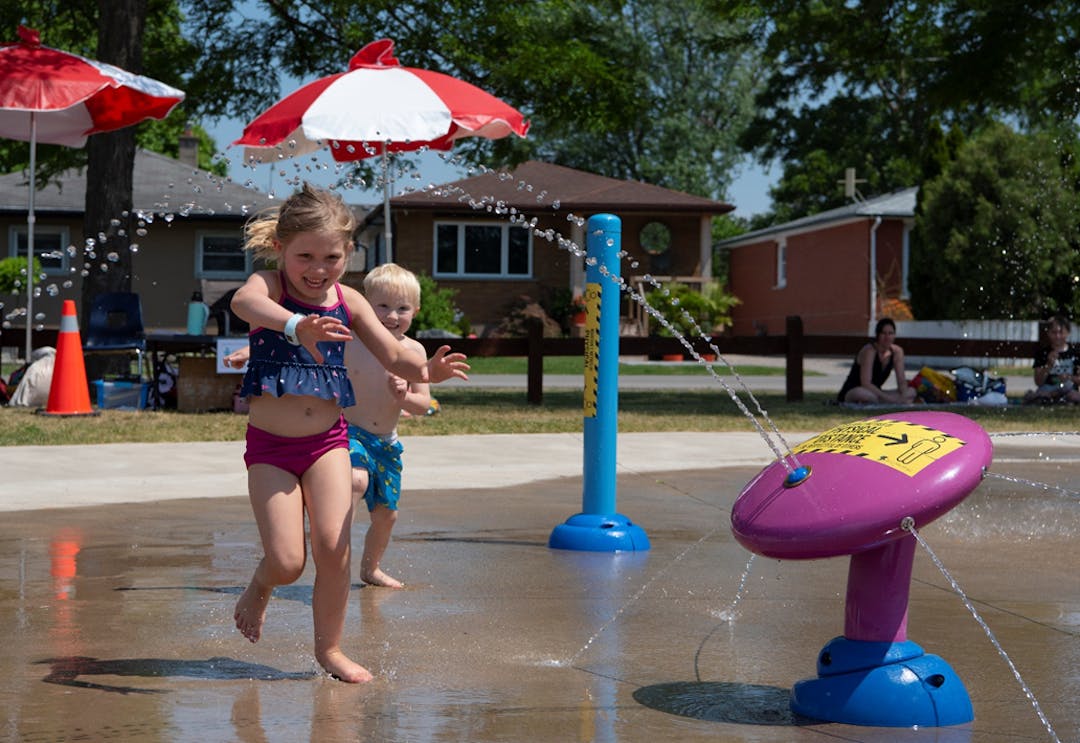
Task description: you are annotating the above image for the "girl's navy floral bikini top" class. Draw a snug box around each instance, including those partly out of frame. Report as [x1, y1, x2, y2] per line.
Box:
[239, 276, 356, 406]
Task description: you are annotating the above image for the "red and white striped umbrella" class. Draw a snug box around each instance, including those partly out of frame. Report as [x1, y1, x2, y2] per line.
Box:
[0, 25, 185, 362]
[234, 39, 529, 261]
[0, 25, 185, 147]
[235, 38, 529, 162]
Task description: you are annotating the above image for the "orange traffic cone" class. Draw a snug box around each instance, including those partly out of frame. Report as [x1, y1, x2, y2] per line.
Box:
[39, 299, 96, 416]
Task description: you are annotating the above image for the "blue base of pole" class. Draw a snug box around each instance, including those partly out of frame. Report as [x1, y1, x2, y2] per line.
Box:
[790, 637, 973, 727]
[548, 513, 650, 552]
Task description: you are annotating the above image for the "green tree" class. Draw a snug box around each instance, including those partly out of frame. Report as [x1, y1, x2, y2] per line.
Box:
[910, 123, 1080, 320]
[738, 0, 1080, 222]
[0, 2, 224, 183]
[517, 0, 764, 200]
[181, 0, 765, 200]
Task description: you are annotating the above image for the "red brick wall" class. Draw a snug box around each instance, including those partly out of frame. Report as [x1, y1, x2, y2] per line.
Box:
[729, 219, 906, 336]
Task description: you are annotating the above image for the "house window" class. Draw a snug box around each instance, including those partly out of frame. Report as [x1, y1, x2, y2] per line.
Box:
[196, 232, 249, 279]
[775, 239, 787, 288]
[639, 221, 671, 255]
[433, 221, 532, 278]
[9, 225, 70, 276]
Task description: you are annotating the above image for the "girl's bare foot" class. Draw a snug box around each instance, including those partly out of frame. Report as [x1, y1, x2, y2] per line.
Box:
[318, 649, 374, 683]
[361, 567, 403, 589]
[234, 581, 271, 643]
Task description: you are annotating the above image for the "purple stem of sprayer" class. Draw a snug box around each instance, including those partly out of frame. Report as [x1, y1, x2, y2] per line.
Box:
[844, 535, 915, 643]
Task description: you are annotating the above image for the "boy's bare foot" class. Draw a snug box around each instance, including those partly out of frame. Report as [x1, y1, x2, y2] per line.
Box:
[318, 649, 374, 683]
[234, 581, 271, 643]
[361, 568, 403, 589]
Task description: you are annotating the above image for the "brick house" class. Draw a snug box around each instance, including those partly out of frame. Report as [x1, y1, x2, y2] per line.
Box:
[717, 187, 917, 337]
[363, 160, 734, 332]
[0, 146, 275, 334]
[1, 154, 732, 338]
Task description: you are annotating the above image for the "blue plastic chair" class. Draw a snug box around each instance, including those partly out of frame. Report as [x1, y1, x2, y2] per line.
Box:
[83, 292, 148, 380]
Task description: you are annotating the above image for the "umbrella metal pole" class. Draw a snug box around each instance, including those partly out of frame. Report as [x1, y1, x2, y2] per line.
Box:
[25, 113, 36, 363]
[382, 144, 393, 264]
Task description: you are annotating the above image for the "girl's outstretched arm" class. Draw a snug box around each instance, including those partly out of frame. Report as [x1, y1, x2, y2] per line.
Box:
[231, 271, 351, 363]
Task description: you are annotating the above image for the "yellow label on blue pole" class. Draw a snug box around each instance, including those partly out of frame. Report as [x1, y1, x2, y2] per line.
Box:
[582, 283, 601, 417]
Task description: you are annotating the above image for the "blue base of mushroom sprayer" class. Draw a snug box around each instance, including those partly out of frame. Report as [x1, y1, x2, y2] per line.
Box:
[790, 637, 973, 727]
[548, 513, 651, 552]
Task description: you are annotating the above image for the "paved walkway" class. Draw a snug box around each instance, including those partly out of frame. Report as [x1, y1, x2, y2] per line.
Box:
[0, 432, 805, 512]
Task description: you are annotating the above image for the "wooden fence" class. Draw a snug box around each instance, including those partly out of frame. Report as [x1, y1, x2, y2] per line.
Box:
[4, 316, 1042, 404]
[416, 316, 1043, 404]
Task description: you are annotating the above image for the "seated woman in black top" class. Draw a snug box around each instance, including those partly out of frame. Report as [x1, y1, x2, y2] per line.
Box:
[837, 318, 917, 404]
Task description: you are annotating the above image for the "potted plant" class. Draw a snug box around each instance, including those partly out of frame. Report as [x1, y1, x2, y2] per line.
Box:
[645, 281, 740, 358]
[0, 256, 41, 294]
[545, 288, 588, 335]
[570, 294, 587, 327]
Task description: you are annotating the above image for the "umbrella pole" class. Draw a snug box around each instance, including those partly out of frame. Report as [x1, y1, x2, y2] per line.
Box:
[382, 143, 393, 264]
[25, 113, 37, 364]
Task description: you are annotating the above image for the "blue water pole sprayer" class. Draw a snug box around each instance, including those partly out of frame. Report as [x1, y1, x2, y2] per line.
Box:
[549, 214, 650, 552]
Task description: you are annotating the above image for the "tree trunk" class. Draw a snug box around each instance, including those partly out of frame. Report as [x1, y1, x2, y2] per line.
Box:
[81, 0, 147, 380]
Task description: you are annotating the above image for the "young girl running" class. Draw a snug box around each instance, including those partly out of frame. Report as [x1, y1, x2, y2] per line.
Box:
[229, 183, 467, 683]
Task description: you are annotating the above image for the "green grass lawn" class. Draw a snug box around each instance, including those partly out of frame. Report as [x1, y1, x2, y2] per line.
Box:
[3, 389, 1079, 446]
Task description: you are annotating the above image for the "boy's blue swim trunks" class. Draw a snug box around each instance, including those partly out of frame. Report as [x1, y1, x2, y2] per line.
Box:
[347, 424, 403, 512]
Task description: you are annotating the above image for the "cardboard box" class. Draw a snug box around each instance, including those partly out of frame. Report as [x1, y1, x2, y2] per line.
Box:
[93, 379, 150, 410]
[177, 355, 238, 412]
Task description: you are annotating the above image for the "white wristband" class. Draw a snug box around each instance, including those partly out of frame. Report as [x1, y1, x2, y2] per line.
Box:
[283, 313, 305, 346]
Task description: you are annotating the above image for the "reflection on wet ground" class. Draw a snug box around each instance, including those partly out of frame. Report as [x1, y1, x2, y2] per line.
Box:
[1, 449, 1078, 742]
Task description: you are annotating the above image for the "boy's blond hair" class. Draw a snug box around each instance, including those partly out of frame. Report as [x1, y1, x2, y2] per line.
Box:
[363, 263, 421, 307]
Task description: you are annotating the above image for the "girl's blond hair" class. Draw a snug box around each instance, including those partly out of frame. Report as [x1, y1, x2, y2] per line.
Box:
[243, 182, 357, 261]
[363, 263, 421, 307]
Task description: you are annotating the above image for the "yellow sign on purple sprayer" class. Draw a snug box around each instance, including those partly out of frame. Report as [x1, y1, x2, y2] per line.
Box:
[582, 283, 601, 417]
[791, 418, 966, 477]
[732, 410, 992, 561]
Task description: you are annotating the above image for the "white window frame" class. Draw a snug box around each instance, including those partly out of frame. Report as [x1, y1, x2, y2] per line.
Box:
[9, 224, 71, 277]
[195, 230, 250, 279]
[775, 238, 787, 289]
[432, 220, 533, 279]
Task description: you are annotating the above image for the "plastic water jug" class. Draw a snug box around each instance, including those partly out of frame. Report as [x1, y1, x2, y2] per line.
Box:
[186, 291, 210, 335]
